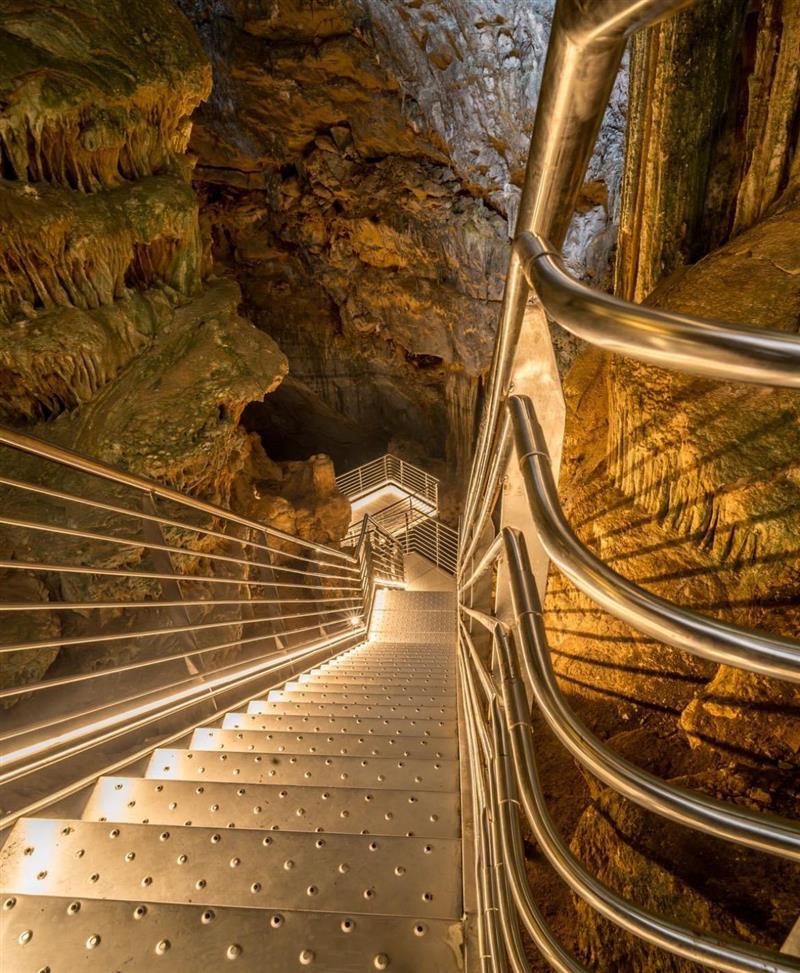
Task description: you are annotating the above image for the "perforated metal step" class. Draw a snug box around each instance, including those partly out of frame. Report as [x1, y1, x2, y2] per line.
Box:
[83, 777, 460, 837]
[2, 819, 461, 919]
[1, 895, 464, 972]
[190, 728, 459, 760]
[247, 700, 455, 720]
[146, 748, 459, 792]
[222, 712, 456, 737]
[0, 587, 463, 971]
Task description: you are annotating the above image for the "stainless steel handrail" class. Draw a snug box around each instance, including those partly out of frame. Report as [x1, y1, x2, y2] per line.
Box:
[0, 427, 400, 828]
[516, 233, 800, 386]
[458, 531, 800, 971]
[336, 452, 440, 507]
[509, 394, 800, 684]
[0, 425, 354, 560]
[463, 528, 800, 860]
[461, 0, 702, 552]
[456, 0, 800, 968]
[344, 494, 459, 574]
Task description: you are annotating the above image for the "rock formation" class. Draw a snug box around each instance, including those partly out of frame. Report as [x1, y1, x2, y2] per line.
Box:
[541, 2, 800, 966]
[176, 0, 627, 475]
[0, 0, 351, 699]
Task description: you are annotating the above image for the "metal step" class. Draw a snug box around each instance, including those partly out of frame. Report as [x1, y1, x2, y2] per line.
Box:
[316, 666, 453, 678]
[1, 608, 464, 971]
[247, 701, 455, 721]
[295, 675, 451, 690]
[1, 895, 464, 972]
[268, 690, 452, 707]
[190, 728, 459, 760]
[145, 748, 459, 792]
[222, 712, 455, 737]
[1, 818, 462, 919]
[83, 776, 460, 837]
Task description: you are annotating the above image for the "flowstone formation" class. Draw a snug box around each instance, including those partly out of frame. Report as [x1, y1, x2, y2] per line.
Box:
[176, 0, 627, 474]
[0, 0, 351, 700]
[536, 3, 800, 967]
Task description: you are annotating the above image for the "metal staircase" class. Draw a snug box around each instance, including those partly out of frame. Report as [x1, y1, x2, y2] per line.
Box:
[2, 0, 800, 971]
[1, 590, 462, 971]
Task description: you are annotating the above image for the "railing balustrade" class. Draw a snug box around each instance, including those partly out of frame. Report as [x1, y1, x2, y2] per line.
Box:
[336, 453, 439, 510]
[0, 427, 404, 831]
[456, 0, 800, 970]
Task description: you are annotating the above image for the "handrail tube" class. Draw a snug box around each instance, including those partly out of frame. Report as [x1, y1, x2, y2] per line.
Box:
[1, 617, 363, 782]
[0, 514, 358, 581]
[491, 644, 800, 973]
[0, 594, 362, 612]
[461, 618, 800, 973]
[488, 528, 800, 861]
[462, 0, 698, 541]
[0, 627, 364, 832]
[460, 657, 505, 973]
[0, 475, 354, 571]
[0, 558, 362, 592]
[0, 619, 361, 749]
[0, 607, 361, 700]
[497, 528, 800, 861]
[459, 412, 512, 572]
[0, 603, 357, 656]
[510, 394, 800, 683]
[517, 233, 800, 387]
[488, 674, 590, 973]
[460, 531, 504, 595]
[0, 425, 352, 560]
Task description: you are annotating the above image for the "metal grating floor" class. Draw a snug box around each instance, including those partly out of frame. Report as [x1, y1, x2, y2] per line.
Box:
[0, 589, 463, 972]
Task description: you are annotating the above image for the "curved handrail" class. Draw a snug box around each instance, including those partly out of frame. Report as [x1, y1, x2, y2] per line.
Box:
[509, 394, 800, 684]
[460, 529, 800, 862]
[460, 0, 702, 550]
[510, 528, 799, 858]
[516, 233, 800, 387]
[460, 638, 800, 973]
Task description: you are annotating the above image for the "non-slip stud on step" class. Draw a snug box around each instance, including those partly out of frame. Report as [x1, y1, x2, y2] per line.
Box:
[0, 587, 464, 972]
[248, 701, 455, 722]
[222, 712, 456, 737]
[83, 776, 461, 837]
[190, 728, 460, 760]
[1, 895, 464, 973]
[1, 819, 462, 919]
[145, 748, 459, 793]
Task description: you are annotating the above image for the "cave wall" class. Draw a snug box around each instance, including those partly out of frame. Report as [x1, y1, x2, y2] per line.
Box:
[539, 3, 800, 969]
[175, 0, 627, 474]
[0, 0, 351, 700]
[615, 0, 800, 302]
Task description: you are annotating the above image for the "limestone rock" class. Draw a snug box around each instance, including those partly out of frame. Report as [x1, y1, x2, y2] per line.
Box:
[176, 0, 626, 470]
[615, 0, 800, 302]
[53, 279, 288, 507]
[233, 437, 351, 547]
[0, 0, 210, 190]
[0, 568, 61, 705]
[570, 788, 796, 970]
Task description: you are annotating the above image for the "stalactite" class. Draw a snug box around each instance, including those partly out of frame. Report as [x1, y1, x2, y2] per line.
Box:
[444, 369, 478, 475]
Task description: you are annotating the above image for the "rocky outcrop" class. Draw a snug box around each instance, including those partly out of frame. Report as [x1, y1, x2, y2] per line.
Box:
[0, 0, 352, 699]
[176, 0, 627, 473]
[571, 786, 798, 970]
[615, 0, 800, 302]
